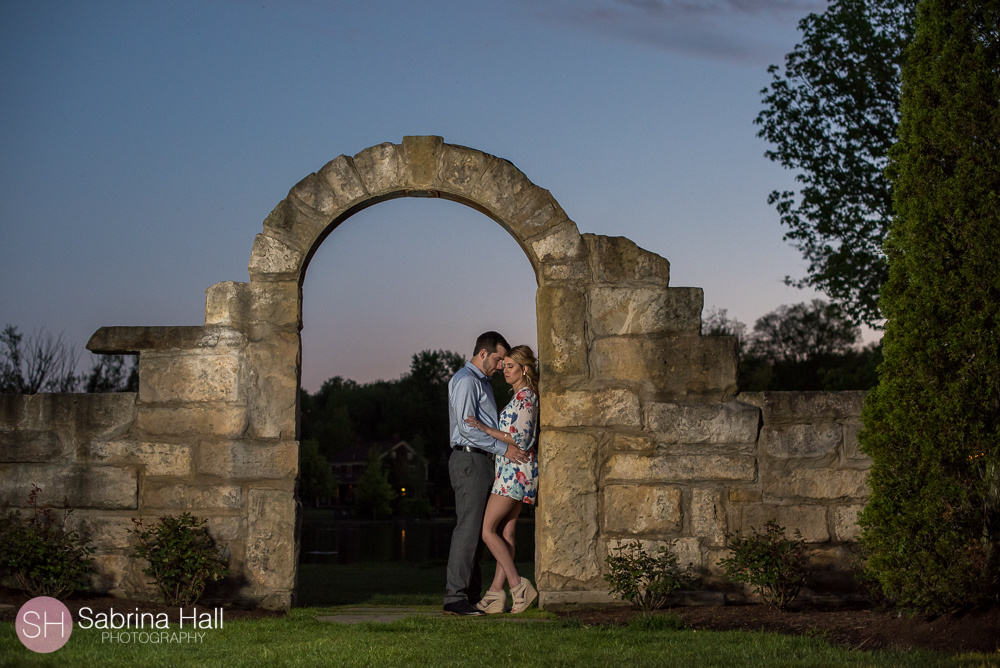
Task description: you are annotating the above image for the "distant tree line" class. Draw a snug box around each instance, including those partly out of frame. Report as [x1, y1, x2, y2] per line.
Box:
[299, 349, 510, 514]
[704, 300, 882, 392]
[0, 324, 137, 394]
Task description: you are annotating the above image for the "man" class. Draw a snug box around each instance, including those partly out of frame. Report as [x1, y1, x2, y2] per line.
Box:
[443, 331, 531, 616]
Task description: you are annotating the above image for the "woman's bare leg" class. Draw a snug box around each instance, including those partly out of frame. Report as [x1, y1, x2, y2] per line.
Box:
[487, 499, 523, 591]
[482, 493, 523, 590]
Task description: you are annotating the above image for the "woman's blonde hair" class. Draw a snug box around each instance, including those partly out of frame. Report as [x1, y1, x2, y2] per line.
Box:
[507, 345, 539, 393]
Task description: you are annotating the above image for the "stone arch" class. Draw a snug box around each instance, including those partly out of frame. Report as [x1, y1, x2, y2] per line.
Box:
[247, 136, 585, 285]
[86, 136, 740, 610]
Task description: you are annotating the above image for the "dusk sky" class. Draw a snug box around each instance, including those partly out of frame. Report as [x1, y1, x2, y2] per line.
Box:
[2, 0, 874, 392]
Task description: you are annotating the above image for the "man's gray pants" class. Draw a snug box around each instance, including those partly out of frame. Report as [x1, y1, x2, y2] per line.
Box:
[444, 448, 494, 605]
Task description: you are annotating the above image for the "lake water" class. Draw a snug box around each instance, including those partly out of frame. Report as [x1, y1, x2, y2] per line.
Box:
[299, 518, 536, 564]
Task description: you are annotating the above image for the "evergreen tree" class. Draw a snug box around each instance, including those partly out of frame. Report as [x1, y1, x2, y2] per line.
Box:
[354, 449, 397, 520]
[858, 0, 1000, 613]
[298, 439, 337, 504]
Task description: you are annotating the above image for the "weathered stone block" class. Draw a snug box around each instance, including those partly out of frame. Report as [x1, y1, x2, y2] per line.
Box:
[69, 393, 138, 441]
[539, 590, 617, 608]
[88, 325, 244, 354]
[540, 260, 590, 284]
[584, 233, 670, 286]
[606, 537, 701, 571]
[672, 537, 703, 571]
[400, 135, 442, 188]
[89, 554, 132, 595]
[197, 441, 298, 480]
[703, 547, 731, 578]
[112, 555, 157, 599]
[136, 406, 248, 439]
[804, 545, 858, 592]
[438, 143, 490, 193]
[738, 391, 866, 424]
[603, 454, 756, 483]
[0, 464, 137, 509]
[647, 402, 759, 445]
[353, 142, 402, 196]
[691, 488, 727, 546]
[761, 423, 841, 460]
[603, 484, 681, 535]
[763, 469, 869, 500]
[287, 171, 341, 219]
[729, 488, 762, 503]
[530, 220, 584, 264]
[260, 198, 327, 254]
[537, 431, 600, 583]
[832, 504, 864, 541]
[6, 393, 135, 438]
[590, 336, 737, 402]
[205, 281, 300, 329]
[473, 157, 534, 225]
[318, 154, 369, 207]
[535, 285, 587, 379]
[67, 514, 136, 550]
[207, 516, 245, 542]
[589, 287, 702, 337]
[842, 423, 867, 460]
[0, 430, 64, 462]
[143, 483, 242, 510]
[511, 188, 568, 240]
[86, 441, 193, 477]
[246, 489, 296, 590]
[139, 353, 243, 404]
[739, 504, 829, 543]
[544, 389, 640, 429]
[248, 234, 303, 281]
[538, 492, 600, 584]
[246, 332, 298, 440]
[538, 431, 598, 494]
[613, 435, 654, 452]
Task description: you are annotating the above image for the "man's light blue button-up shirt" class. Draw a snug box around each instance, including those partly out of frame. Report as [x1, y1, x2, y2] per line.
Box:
[448, 361, 504, 456]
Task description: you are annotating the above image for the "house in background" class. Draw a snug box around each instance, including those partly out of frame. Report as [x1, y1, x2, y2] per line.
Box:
[328, 438, 429, 505]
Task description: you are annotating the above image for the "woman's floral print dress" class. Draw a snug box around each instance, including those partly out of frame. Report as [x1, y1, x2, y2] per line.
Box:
[492, 387, 539, 504]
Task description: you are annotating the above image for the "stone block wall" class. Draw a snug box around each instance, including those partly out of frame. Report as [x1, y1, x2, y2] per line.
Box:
[0, 393, 145, 594]
[0, 138, 873, 611]
[0, 326, 298, 610]
[538, 390, 869, 607]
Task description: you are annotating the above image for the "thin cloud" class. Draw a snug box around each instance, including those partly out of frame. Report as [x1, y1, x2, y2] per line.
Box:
[516, 0, 826, 63]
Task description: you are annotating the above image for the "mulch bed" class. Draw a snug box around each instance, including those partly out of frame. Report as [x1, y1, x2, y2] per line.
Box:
[3, 587, 997, 654]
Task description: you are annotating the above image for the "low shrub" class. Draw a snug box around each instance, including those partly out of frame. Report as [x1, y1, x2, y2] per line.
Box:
[604, 540, 696, 611]
[717, 520, 807, 610]
[129, 513, 229, 606]
[0, 485, 96, 599]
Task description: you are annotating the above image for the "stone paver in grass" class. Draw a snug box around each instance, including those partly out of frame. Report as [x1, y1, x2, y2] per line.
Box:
[315, 607, 551, 624]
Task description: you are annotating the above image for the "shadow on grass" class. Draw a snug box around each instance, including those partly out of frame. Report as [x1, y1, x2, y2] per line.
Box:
[296, 560, 535, 607]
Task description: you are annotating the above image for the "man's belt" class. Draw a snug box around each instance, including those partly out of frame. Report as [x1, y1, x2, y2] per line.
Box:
[452, 445, 491, 456]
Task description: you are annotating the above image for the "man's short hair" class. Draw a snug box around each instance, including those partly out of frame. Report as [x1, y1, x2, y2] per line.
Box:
[474, 331, 510, 357]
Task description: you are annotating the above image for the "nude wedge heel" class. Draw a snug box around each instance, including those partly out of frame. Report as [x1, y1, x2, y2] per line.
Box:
[475, 589, 506, 614]
[510, 579, 537, 614]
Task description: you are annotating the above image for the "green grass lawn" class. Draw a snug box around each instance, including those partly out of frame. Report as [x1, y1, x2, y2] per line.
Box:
[2, 563, 997, 667]
[5, 608, 996, 668]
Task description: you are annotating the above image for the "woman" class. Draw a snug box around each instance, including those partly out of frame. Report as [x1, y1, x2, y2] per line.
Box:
[464, 345, 539, 614]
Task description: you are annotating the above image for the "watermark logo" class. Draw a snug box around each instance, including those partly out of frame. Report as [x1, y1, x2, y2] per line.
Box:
[16, 597, 73, 653]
